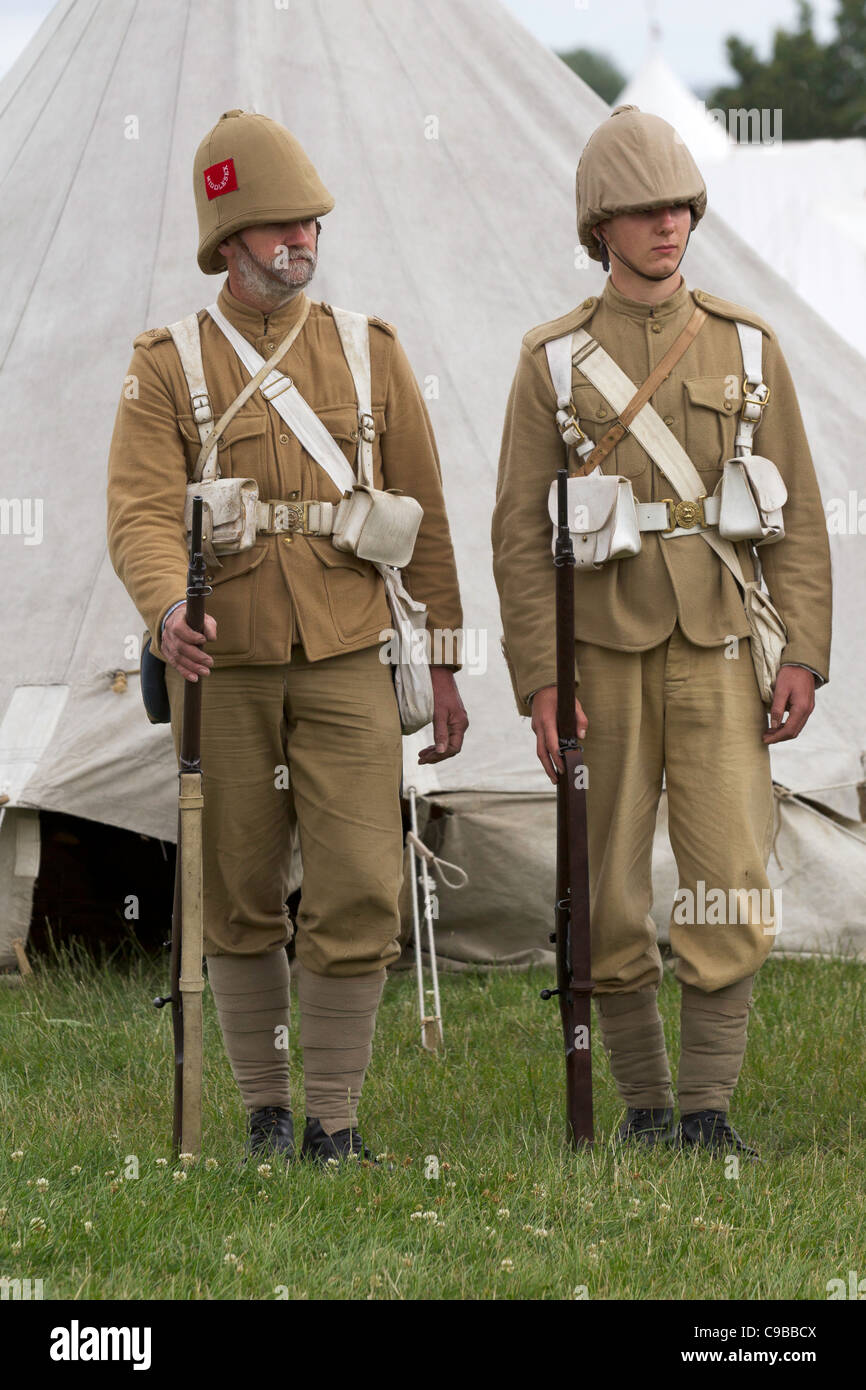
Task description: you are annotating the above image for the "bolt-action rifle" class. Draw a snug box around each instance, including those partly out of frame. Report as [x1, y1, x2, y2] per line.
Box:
[153, 495, 210, 1156]
[540, 469, 594, 1147]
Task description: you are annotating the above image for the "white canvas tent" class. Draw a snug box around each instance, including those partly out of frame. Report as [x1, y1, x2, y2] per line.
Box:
[2, 0, 865, 972]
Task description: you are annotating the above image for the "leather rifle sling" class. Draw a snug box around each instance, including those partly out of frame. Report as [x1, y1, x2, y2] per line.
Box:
[575, 306, 708, 475]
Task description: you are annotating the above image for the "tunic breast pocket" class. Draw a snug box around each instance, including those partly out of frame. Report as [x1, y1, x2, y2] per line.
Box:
[177, 411, 268, 484]
[683, 377, 740, 476]
[570, 382, 646, 478]
[313, 402, 388, 491]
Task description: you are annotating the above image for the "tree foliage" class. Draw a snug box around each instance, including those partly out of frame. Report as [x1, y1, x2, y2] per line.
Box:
[558, 47, 626, 105]
[708, 0, 866, 139]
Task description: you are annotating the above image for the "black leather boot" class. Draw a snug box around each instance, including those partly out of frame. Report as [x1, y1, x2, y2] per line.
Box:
[678, 1109, 760, 1160]
[616, 1106, 677, 1146]
[300, 1116, 375, 1164]
[245, 1106, 295, 1163]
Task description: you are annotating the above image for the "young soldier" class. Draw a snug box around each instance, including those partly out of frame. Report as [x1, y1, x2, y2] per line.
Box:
[108, 110, 467, 1163]
[492, 106, 831, 1156]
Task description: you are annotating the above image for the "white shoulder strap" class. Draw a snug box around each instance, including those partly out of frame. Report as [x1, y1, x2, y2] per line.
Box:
[570, 329, 751, 592]
[167, 313, 213, 445]
[206, 302, 357, 497]
[543, 332, 597, 460]
[734, 322, 768, 457]
[329, 305, 375, 488]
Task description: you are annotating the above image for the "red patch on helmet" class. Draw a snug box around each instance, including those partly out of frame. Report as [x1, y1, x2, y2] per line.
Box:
[203, 158, 238, 200]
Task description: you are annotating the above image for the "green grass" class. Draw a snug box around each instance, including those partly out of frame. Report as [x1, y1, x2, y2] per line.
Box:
[1, 946, 864, 1300]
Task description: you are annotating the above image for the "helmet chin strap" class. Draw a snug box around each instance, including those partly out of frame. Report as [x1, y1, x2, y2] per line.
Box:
[597, 221, 694, 284]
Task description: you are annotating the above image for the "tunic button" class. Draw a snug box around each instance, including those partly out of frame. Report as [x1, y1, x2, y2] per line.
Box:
[597, 406, 608, 418]
[724, 401, 733, 411]
[267, 342, 276, 352]
[651, 323, 662, 334]
[664, 415, 675, 426]
[279, 433, 290, 444]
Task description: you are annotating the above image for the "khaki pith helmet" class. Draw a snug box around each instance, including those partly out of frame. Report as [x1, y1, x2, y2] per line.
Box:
[576, 105, 707, 262]
[194, 109, 335, 275]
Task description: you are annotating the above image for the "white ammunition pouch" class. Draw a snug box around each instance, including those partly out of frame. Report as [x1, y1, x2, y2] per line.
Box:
[715, 455, 787, 544]
[547, 469, 641, 569]
[331, 484, 423, 568]
[182, 477, 258, 554]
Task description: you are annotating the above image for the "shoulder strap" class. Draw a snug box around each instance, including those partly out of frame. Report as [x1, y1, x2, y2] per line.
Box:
[328, 305, 375, 488]
[167, 313, 213, 446]
[205, 301, 356, 496]
[734, 322, 768, 457]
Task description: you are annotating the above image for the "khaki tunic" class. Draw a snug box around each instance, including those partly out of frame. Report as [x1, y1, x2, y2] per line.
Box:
[107, 284, 463, 666]
[492, 278, 832, 711]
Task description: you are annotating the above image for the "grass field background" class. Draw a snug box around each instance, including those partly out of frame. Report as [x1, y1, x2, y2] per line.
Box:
[1, 945, 864, 1301]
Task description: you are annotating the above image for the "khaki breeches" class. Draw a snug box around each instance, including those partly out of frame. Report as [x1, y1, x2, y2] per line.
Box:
[165, 644, 405, 976]
[577, 624, 776, 996]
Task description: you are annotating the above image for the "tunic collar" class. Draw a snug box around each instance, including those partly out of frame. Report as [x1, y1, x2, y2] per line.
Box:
[601, 276, 692, 321]
[216, 280, 310, 341]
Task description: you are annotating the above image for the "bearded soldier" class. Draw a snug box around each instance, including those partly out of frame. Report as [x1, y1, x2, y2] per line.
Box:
[492, 107, 831, 1156]
[108, 110, 467, 1163]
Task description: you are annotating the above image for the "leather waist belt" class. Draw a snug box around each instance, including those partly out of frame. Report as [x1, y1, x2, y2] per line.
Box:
[636, 493, 721, 537]
[254, 498, 336, 536]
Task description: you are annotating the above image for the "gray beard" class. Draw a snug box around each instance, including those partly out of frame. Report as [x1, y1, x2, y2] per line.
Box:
[232, 235, 317, 305]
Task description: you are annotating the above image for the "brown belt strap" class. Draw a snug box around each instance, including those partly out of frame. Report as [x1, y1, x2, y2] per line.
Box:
[577, 305, 708, 475]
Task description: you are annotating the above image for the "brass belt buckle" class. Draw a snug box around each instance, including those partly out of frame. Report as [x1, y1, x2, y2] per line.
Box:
[661, 496, 707, 532]
[271, 500, 306, 533]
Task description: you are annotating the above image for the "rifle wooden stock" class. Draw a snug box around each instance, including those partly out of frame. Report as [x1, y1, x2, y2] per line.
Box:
[157, 496, 209, 1157]
[548, 468, 594, 1147]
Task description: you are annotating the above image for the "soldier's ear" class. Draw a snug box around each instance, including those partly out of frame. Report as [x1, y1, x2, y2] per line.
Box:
[315, 219, 323, 238]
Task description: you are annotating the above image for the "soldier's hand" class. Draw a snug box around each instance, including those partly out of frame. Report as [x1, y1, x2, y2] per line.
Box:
[531, 685, 588, 785]
[762, 665, 816, 744]
[417, 668, 469, 763]
[162, 607, 218, 682]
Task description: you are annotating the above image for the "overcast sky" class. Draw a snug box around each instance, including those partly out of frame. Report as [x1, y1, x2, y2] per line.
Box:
[0, 0, 843, 91]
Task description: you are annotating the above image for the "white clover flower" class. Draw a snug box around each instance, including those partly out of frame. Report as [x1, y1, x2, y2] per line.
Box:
[256, 1163, 273, 1178]
[172, 1170, 187, 1183]
[500, 1258, 514, 1270]
[409, 1211, 423, 1221]
[179, 1152, 196, 1166]
[155, 1158, 168, 1167]
[659, 1202, 671, 1212]
[10, 1150, 24, 1162]
[224, 1252, 239, 1264]
[257, 1189, 270, 1200]
[36, 1178, 49, 1191]
[83, 1221, 93, 1234]
[496, 1207, 509, 1219]
[104, 1170, 116, 1178]
[534, 1228, 549, 1238]
[70, 1165, 82, 1175]
[205, 1158, 219, 1171]
[325, 1157, 339, 1168]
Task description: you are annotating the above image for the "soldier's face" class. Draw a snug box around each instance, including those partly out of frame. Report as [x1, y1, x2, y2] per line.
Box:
[597, 205, 692, 276]
[227, 219, 319, 291]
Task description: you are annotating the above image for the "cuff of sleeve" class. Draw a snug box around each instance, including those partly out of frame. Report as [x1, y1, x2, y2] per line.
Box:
[780, 661, 826, 688]
[150, 598, 185, 660]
